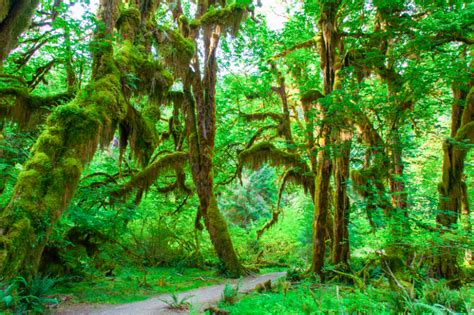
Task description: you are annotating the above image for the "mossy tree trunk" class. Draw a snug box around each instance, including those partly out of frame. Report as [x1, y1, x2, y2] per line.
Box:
[311, 0, 342, 277]
[435, 71, 473, 281]
[331, 130, 351, 266]
[0, 0, 156, 279]
[180, 1, 243, 277]
[370, 4, 413, 277]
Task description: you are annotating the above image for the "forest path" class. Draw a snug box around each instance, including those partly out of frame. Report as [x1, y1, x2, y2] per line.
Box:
[55, 272, 286, 315]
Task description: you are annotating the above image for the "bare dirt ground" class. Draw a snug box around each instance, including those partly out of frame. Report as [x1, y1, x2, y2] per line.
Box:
[54, 272, 286, 315]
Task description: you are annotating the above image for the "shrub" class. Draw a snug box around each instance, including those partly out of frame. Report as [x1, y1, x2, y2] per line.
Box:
[222, 283, 239, 305]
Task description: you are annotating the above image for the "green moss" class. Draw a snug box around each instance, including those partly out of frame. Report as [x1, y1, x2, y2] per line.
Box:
[0, 0, 10, 22]
[190, 3, 247, 35]
[239, 142, 308, 173]
[62, 158, 82, 178]
[117, 7, 141, 39]
[26, 152, 52, 171]
[115, 40, 144, 70]
[301, 89, 324, 104]
[114, 40, 173, 99]
[0, 218, 34, 279]
[118, 152, 188, 196]
[16, 169, 42, 191]
[455, 122, 474, 144]
[159, 29, 196, 77]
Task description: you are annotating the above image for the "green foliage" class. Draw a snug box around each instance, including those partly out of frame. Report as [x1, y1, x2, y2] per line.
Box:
[219, 166, 277, 228]
[222, 283, 239, 305]
[0, 275, 59, 313]
[0, 0, 473, 312]
[0, 279, 15, 309]
[223, 279, 474, 315]
[160, 292, 193, 310]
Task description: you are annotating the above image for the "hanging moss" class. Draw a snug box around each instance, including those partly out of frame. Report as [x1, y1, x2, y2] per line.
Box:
[301, 89, 324, 105]
[119, 104, 158, 166]
[0, 58, 126, 280]
[238, 142, 309, 174]
[190, 3, 248, 35]
[257, 167, 315, 239]
[0, 87, 74, 130]
[116, 7, 141, 40]
[241, 112, 283, 122]
[116, 151, 188, 197]
[158, 28, 196, 78]
[114, 39, 174, 100]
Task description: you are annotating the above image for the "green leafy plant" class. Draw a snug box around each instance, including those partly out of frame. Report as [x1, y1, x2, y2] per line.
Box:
[222, 283, 239, 305]
[0, 279, 15, 309]
[160, 292, 193, 310]
[15, 275, 59, 313]
[420, 279, 471, 314]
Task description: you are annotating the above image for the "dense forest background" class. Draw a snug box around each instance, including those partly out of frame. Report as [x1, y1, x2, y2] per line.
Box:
[0, 0, 472, 313]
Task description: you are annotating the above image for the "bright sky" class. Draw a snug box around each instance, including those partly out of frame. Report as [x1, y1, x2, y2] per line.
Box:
[257, 0, 288, 30]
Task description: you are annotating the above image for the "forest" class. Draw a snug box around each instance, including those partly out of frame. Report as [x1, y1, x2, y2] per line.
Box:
[0, 0, 472, 313]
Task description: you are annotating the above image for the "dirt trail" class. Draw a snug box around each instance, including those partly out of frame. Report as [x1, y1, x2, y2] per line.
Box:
[55, 272, 286, 315]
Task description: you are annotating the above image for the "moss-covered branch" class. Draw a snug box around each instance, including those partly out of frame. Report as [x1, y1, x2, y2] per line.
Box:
[0, 87, 74, 129]
[115, 152, 188, 197]
[238, 142, 309, 173]
[241, 112, 283, 123]
[189, 3, 249, 35]
[271, 37, 318, 60]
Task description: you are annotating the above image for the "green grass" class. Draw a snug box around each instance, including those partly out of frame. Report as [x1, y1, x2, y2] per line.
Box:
[217, 280, 474, 314]
[52, 267, 224, 304]
[218, 281, 394, 314]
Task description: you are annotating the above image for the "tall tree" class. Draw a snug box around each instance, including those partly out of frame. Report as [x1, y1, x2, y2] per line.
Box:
[0, 0, 167, 278]
[435, 51, 473, 282]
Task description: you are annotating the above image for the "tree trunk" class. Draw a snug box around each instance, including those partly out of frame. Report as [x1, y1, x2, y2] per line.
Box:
[0, 0, 40, 67]
[435, 82, 473, 281]
[0, 0, 131, 279]
[311, 0, 342, 277]
[312, 139, 332, 276]
[183, 19, 242, 277]
[332, 130, 351, 266]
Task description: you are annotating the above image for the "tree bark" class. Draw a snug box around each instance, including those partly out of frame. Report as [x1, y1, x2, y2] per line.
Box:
[435, 73, 473, 281]
[331, 130, 351, 266]
[0, 0, 40, 67]
[311, 0, 342, 277]
[183, 12, 243, 276]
